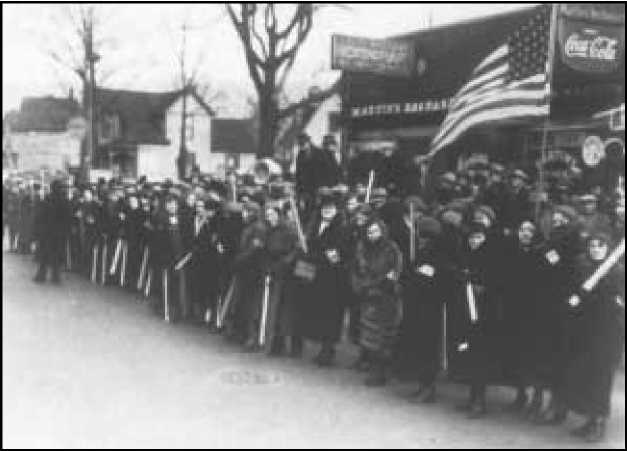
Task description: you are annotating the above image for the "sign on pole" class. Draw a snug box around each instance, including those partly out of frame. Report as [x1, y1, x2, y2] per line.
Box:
[331, 34, 416, 77]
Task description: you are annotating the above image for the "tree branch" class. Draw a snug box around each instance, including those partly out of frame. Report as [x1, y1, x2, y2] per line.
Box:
[278, 83, 337, 119]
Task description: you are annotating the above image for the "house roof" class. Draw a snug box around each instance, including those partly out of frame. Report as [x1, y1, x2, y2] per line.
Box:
[5, 96, 81, 133]
[210, 118, 256, 155]
[96, 88, 182, 145]
[96, 86, 215, 146]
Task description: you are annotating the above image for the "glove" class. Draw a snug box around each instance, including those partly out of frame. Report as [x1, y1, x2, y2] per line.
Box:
[325, 248, 340, 264]
[416, 264, 435, 277]
[568, 294, 581, 308]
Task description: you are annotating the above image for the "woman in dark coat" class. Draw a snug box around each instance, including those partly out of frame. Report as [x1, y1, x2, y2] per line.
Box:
[557, 233, 624, 443]
[447, 222, 503, 419]
[396, 216, 445, 403]
[260, 204, 300, 356]
[537, 205, 582, 424]
[297, 196, 350, 366]
[33, 180, 71, 284]
[187, 199, 223, 326]
[232, 202, 269, 351]
[500, 220, 549, 414]
[351, 217, 403, 386]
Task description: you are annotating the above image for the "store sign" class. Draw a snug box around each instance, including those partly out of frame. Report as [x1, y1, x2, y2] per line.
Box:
[332, 34, 415, 77]
[558, 10, 624, 74]
[351, 98, 451, 118]
[581, 135, 605, 167]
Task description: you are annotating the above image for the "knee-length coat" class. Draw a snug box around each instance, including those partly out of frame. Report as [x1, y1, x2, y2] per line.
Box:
[559, 257, 625, 417]
[350, 226, 403, 358]
[297, 213, 351, 343]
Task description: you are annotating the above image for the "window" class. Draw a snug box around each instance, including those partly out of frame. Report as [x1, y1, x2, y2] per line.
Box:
[99, 114, 120, 142]
[185, 115, 195, 141]
[328, 112, 341, 133]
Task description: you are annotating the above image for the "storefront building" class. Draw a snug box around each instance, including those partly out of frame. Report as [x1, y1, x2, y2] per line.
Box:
[339, 4, 625, 192]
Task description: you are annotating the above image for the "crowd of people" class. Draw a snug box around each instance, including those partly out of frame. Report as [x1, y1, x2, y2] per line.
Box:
[3, 133, 625, 443]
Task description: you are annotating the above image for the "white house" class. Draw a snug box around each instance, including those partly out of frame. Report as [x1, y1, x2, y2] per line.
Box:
[94, 87, 215, 181]
[3, 95, 82, 174]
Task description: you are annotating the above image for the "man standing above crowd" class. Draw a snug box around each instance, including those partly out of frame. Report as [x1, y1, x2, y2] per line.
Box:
[295, 133, 342, 220]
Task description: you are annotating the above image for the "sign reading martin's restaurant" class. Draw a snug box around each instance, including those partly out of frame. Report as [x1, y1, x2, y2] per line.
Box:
[332, 34, 415, 77]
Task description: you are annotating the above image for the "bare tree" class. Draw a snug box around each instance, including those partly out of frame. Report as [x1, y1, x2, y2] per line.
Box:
[167, 9, 225, 179]
[226, 3, 344, 158]
[42, 5, 115, 181]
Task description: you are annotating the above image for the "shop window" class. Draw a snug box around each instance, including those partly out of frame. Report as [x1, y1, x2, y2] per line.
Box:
[99, 114, 120, 142]
[328, 112, 341, 133]
[185, 115, 195, 141]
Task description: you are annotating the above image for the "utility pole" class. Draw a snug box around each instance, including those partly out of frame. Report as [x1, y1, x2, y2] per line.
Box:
[80, 9, 99, 184]
[177, 21, 189, 181]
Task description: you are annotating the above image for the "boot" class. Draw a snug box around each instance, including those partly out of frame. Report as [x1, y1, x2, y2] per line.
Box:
[351, 349, 371, 372]
[571, 418, 595, 438]
[467, 386, 487, 419]
[508, 386, 528, 412]
[365, 357, 387, 387]
[269, 336, 285, 357]
[537, 405, 567, 425]
[243, 337, 260, 353]
[582, 417, 606, 443]
[413, 383, 436, 404]
[314, 343, 335, 367]
[33, 265, 46, 283]
[456, 385, 477, 412]
[290, 336, 303, 358]
[525, 387, 543, 421]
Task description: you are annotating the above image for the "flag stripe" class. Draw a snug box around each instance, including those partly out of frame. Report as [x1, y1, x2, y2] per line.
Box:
[438, 77, 548, 133]
[433, 94, 549, 148]
[433, 104, 550, 152]
[428, 6, 550, 157]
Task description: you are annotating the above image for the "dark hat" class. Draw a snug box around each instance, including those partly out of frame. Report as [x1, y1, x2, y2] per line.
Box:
[297, 132, 311, 143]
[586, 230, 613, 247]
[490, 163, 505, 173]
[511, 169, 529, 181]
[474, 205, 496, 224]
[417, 216, 442, 238]
[440, 172, 457, 184]
[553, 204, 578, 222]
[322, 134, 337, 146]
[579, 193, 598, 203]
[468, 220, 488, 235]
[404, 195, 428, 214]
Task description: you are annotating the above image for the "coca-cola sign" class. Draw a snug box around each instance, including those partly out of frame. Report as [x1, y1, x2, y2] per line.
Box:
[558, 16, 624, 74]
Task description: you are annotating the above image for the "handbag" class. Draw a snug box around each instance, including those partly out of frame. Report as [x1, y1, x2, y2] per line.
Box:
[293, 259, 317, 282]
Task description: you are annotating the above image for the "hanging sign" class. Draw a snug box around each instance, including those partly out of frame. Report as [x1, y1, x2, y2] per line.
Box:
[581, 135, 605, 167]
[332, 34, 415, 77]
[558, 5, 624, 75]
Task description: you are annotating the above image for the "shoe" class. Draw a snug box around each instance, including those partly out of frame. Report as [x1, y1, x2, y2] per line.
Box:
[508, 389, 528, 412]
[243, 339, 260, 353]
[365, 362, 387, 387]
[571, 420, 594, 438]
[537, 407, 567, 425]
[365, 373, 387, 387]
[467, 401, 487, 419]
[415, 385, 436, 404]
[582, 418, 606, 443]
[456, 400, 474, 412]
[314, 348, 335, 367]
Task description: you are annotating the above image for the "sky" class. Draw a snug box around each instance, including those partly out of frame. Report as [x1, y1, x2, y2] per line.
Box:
[2, 2, 534, 117]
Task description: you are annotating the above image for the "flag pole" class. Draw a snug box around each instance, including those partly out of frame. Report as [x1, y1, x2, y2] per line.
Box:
[535, 4, 559, 222]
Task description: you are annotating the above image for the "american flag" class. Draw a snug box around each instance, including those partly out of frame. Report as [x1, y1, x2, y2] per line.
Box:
[428, 5, 552, 156]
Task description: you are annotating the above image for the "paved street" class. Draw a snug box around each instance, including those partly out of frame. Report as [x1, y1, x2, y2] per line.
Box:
[2, 252, 625, 449]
